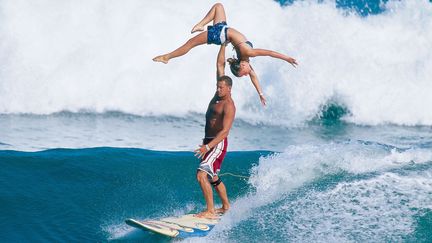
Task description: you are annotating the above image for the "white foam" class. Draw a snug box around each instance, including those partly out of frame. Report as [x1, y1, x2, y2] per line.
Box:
[102, 222, 138, 241]
[205, 141, 432, 241]
[266, 172, 432, 242]
[249, 142, 432, 197]
[0, 0, 431, 126]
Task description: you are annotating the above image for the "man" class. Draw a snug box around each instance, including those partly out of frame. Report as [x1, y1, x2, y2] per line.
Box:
[194, 44, 236, 219]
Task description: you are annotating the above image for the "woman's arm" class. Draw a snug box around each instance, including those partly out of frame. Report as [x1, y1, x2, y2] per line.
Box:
[249, 68, 266, 106]
[247, 48, 298, 67]
[216, 44, 226, 79]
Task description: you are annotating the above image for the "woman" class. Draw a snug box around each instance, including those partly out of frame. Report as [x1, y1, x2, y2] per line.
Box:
[153, 3, 298, 106]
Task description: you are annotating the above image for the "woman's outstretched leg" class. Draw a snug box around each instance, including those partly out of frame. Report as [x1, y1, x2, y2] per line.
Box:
[191, 3, 227, 33]
[153, 32, 207, 63]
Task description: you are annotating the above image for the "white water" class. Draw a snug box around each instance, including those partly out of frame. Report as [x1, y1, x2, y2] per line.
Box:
[203, 141, 432, 242]
[0, 0, 431, 126]
[280, 172, 432, 242]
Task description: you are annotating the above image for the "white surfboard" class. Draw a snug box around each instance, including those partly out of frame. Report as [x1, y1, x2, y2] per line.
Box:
[125, 213, 221, 238]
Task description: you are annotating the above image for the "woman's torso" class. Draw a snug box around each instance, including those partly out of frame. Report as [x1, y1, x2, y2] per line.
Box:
[227, 28, 252, 61]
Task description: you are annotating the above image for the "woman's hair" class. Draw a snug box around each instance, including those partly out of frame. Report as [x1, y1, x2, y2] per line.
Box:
[227, 58, 241, 77]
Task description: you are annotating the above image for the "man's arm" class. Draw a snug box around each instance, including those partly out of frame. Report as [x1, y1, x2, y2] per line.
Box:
[246, 48, 298, 67]
[216, 44, 226, 79]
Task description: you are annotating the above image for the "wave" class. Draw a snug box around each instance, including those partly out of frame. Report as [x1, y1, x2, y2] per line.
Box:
[221, 172, 432, 242]
[0, 0, 431, 126]
[203, 140, 432, 242]
[0, 147, 265, 241]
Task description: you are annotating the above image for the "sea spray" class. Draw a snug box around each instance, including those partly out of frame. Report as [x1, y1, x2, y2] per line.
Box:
[205, 140, 432, 241]
[0, 0, 431, 125]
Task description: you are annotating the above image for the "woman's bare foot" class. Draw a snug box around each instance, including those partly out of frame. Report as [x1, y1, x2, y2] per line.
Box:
[152, 55, 169, 64]
[194, 210, 219, 219]
[191, 25, 204, 34]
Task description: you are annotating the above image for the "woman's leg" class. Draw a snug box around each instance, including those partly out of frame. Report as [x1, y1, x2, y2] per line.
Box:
[152, 32, 207, 63]
[191, 3, 227, 33]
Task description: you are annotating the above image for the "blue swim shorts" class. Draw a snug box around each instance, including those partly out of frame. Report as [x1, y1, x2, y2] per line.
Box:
[207, 21, 228, 45]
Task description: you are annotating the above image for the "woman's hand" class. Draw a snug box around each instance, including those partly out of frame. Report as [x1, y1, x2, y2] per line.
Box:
[285, 57, 298, 68]
[259, 93, 267, 106]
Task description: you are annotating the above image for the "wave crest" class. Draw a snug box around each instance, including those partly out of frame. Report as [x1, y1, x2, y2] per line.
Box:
[0, 0, 431, 126]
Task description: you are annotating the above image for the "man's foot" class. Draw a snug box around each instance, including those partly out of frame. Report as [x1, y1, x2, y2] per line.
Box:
[194, 210, 219, 219]
[191, 25, 204, 34]
[152, 55, 169, 64]
[215, 207, 229, 215]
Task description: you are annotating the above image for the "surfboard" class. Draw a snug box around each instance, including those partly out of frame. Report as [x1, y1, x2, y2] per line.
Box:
[125, 213, 220, 238]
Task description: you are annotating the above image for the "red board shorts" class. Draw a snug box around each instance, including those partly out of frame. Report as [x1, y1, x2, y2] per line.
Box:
[197, 137, 228, 179]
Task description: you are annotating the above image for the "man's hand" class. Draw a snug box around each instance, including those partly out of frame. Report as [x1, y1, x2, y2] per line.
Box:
[194, 144, 209, 159]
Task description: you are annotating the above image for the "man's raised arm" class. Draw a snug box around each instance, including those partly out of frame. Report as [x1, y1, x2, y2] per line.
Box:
[216, 44, 226, 79]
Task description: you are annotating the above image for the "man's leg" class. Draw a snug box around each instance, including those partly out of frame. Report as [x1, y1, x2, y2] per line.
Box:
[211, 175, 230, 214]
[191, 3, 227, 33]
[196, 170, 216, 218]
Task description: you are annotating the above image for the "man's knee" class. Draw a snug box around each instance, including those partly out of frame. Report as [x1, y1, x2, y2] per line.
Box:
[210, 176, 222, 187]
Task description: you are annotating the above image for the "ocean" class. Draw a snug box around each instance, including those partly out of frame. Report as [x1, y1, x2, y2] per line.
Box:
[1, 0, 431, 242]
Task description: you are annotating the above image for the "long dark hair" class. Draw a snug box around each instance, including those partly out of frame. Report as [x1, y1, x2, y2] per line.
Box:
[227, 58, 241, 77]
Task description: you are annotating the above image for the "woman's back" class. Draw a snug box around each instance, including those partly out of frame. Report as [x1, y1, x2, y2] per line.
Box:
[227, 28, 252, 60]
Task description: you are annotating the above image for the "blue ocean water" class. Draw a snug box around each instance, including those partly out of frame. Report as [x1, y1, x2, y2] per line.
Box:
[1, 114, 432, 242]
[1, 0, 432, 242]
[0, 147, 268, 242]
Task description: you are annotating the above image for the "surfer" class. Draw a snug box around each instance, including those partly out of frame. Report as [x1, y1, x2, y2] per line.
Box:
[153, 3, 298, 106]
[194, 44, 235, 219]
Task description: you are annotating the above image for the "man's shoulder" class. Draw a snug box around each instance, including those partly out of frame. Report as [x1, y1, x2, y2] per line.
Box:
[223, 98, 236, 111]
